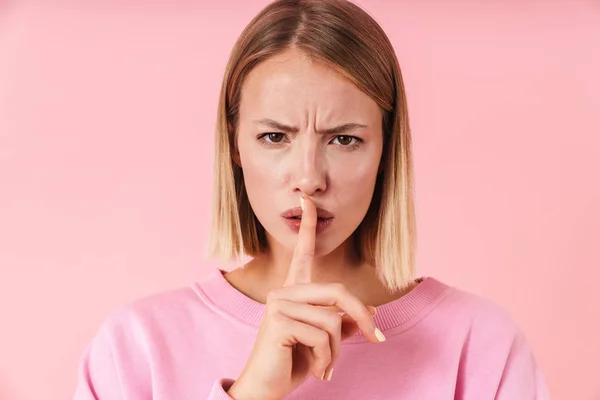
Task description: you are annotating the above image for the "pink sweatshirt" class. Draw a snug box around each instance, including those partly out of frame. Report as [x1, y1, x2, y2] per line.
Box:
[74, 268, 551, 399]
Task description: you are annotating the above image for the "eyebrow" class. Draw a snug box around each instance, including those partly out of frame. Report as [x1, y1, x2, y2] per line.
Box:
[252, 118, 368, 135]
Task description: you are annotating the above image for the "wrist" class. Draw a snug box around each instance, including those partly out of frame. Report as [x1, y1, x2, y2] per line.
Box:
[225, 381, 245, 400]
[226, 381, 256, 400]
[227, 380, 279, 400]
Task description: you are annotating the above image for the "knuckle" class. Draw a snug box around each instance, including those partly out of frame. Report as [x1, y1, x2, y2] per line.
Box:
[316, 330, 330, 349]
[269, 310, 286, 327]
[266, 289, 281, 303]
[266, 299, 282, 316]
[329, 282, 348, 297]
[327, 314, 343, 332]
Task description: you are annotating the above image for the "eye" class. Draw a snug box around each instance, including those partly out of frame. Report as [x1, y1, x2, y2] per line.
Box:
[257, 132, 288, 146]
[331, 135, 362, 149]
[267, 133, 285, 143]
[334, 135, 354, 146]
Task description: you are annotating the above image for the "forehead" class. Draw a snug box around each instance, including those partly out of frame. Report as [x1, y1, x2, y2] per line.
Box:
[239, 50, 380, 121]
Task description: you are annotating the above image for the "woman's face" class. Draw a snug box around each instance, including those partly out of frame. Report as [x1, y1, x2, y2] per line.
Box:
[235, 49, 383, 258]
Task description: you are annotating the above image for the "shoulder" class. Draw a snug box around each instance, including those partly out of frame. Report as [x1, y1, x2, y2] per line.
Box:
[437, 282, 523, 336]
[433, 282, 551, 393]
[80, 284, 209, 378]
[426, 281, 530, 360]
[97, 284, 204, 339]
[426, 282, 550, 397]
[74, 283, 213, 398]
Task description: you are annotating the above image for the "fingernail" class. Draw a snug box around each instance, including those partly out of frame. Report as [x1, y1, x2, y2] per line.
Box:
[321, 368, 333, 380]
[374, 327, 386, 342]
[368, 305, 377, 317]
[300, 196, 305, 211]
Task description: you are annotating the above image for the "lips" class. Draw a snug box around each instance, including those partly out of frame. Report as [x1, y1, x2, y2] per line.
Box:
[281, 206, 334, 219]
[281, 205, 334, 234]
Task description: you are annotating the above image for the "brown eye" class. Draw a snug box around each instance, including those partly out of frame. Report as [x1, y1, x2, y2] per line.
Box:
[268, 133, 284, 143]
[337, 135, 353, 145]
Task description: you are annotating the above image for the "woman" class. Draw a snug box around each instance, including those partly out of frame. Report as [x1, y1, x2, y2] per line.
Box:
[74, 0, 550, 399]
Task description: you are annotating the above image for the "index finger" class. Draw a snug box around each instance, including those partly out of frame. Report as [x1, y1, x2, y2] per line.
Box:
[283, 195, 316, 287]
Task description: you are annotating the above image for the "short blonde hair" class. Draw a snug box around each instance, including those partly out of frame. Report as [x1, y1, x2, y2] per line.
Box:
[207, 0, 417, 292]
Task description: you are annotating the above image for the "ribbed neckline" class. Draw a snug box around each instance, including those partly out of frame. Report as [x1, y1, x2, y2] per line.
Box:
[194, 268, 450, 343]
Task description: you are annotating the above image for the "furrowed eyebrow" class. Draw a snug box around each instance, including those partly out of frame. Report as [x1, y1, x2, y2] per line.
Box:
[252, 118, 367, 135]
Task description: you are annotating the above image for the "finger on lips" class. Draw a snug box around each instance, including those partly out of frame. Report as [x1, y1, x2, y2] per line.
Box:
[280, 194, 385, 375]
[284, 195, 315, 287]
[285, 195, 384, 342]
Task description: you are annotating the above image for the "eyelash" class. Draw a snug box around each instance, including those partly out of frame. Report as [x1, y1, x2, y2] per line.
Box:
[257, 133, 364, 151]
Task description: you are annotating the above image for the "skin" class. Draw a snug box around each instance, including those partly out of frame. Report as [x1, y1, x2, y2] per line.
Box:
[228, 196, 384, 399]
[225, 48, 422, 398]
[226, 48, 409, 308]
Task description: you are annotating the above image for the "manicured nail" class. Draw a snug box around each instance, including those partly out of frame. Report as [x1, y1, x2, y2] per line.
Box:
[321, 368, 333, 380]
[374, 327, 386, 342]
[300, 196, 305, 211]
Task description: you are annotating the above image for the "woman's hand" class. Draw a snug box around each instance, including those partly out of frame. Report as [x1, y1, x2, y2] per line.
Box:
[226, 196, 385, 400]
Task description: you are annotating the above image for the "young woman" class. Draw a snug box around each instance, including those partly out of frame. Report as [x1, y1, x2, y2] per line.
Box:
[74, 0, 550, 399]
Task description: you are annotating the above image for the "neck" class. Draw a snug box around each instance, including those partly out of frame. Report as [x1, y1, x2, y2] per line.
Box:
[254, 233, 363, 285]
[226, 234, 404, 307]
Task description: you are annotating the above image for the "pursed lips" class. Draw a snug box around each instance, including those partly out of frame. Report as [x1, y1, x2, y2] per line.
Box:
[281, 206, 334, 220]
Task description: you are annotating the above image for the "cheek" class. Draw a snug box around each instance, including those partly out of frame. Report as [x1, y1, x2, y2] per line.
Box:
[330, 158, 379, 194]
[329, 159, 379, 222]
[240, 150, 286, 197]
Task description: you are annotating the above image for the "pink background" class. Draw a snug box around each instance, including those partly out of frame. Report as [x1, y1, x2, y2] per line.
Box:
[1, 1, 599, 399]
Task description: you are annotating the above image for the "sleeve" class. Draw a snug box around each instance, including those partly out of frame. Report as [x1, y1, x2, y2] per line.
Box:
[72, 322, 126, 399]
[208, 378, 237, 400]
[495, 331, 552, 400]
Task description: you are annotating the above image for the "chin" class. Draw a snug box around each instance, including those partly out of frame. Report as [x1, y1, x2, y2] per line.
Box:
[286, 231, 344, 258]
[313, 242, 337, 258]
[262, 218, 352, 258]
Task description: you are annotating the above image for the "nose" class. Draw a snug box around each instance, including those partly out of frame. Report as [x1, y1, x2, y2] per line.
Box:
[290, 135, 327, 196]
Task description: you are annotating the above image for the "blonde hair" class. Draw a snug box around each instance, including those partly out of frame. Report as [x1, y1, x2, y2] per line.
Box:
[207, 0, 417, 292]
